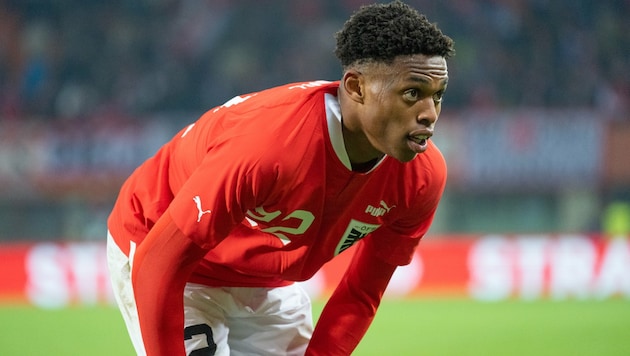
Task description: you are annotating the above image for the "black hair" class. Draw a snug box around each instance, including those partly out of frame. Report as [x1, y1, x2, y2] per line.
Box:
[335, 1, 455, 67]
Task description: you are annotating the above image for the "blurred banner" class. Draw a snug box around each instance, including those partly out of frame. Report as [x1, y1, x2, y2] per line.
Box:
[0, 118, 174, 201]
[435, 109, 605, 190]
[2, 110, 627, 200]
[1, 234, 628, 308]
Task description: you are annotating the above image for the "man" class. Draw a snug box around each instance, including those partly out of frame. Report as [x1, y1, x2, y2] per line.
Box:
[107, 1, 454, 355]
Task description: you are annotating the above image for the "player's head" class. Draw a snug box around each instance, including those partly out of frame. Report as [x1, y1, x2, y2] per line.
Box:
[335, 1, 455, 163]
[334, 0, 454, 69]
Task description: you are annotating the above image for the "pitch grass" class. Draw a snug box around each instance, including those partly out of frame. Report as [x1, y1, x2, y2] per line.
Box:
[0, 299, 628, 355]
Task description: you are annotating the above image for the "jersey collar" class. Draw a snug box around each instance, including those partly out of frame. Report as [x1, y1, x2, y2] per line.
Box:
[324, 93, 386, 173]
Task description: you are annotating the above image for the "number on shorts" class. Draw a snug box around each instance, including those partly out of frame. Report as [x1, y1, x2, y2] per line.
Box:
[184, 324, 217, 355]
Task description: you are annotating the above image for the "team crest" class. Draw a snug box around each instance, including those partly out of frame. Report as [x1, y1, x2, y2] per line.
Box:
[334, 219, 381, 255]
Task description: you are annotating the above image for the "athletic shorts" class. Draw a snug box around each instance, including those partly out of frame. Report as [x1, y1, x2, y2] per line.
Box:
[106, 231, 314, 356]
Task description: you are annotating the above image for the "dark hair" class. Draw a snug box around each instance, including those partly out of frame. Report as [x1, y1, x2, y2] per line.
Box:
[335, 1, 455, 67]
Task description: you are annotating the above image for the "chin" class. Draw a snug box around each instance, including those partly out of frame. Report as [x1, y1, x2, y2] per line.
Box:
[393, 152, 418, 163]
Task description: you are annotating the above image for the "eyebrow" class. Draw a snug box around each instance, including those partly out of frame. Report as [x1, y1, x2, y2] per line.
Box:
[407, 76, 449, 87]
[408, 76, 430, 84]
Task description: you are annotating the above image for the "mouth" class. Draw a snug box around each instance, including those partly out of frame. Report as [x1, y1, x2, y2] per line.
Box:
[410, 134, 429, 146]
[407, 131, 432, 154]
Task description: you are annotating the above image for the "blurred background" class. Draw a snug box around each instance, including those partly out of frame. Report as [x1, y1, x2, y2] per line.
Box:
[1, 2, 629, 354]
[0, 0, 628, 240]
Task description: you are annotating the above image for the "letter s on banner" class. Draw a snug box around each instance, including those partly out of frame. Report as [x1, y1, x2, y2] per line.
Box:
[26, 244, 70, 309]
[468, 236, 514, 301]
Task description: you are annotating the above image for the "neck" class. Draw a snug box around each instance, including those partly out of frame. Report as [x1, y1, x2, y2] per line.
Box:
[337, 86, 384, 171]
[350, 157, 381, 172]
[341, 117, 383, 167]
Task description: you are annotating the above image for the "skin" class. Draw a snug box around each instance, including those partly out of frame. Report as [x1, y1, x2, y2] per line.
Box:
[338, 54, 449, 166]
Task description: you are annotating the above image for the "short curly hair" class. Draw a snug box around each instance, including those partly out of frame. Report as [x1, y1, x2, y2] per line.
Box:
[335, 1, 455, 68]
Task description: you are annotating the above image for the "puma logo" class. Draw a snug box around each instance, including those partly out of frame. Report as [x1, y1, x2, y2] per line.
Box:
[365, 200, 396, 217]
[193, 196, 212, 222]
[380, 200, 396, 212]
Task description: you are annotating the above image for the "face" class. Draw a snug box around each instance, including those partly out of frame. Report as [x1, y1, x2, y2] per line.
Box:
[347, 54, 449, 163]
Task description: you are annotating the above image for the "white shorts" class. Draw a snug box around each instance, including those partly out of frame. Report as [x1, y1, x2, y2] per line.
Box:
[106, 232, 313, 356]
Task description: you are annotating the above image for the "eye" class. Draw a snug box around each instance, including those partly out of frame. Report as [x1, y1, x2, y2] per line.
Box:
[433, 90, 445, 103]
[403, 89, 420, 101]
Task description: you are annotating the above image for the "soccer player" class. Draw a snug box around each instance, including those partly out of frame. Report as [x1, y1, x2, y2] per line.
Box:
[106, 1, 454, 355]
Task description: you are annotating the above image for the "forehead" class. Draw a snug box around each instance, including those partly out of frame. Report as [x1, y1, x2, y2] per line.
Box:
[399, 54, 448, 76]
[369, 55, 449, 85]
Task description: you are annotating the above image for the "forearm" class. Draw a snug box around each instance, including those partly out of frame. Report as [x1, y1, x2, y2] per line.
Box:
[132, 212, 208, 356]
[306, 241, 397, 355]
[306, 288, 378, 355]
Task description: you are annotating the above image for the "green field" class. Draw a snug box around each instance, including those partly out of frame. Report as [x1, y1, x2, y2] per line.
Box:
[1, 299, 628, 355]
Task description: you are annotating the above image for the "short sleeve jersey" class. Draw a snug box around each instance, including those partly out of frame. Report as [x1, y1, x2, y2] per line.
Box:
[107, 80, 447, 287]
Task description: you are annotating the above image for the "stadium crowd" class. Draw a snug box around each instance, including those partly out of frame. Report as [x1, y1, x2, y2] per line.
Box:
[0, 0, 628, 123]
[0, 0, 628, 240]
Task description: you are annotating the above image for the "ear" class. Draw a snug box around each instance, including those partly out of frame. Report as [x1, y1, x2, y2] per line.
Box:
[341, 70, 365, 104]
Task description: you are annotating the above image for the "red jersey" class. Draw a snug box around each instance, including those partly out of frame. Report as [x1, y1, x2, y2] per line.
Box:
[109, 80, 445, 285]
[107, 80, 447, 354]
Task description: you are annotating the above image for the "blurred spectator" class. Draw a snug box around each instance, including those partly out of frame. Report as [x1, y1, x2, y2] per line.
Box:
[0, 0, 628, 121]
[603, 201, 630, 237]
[0, 0, 628, 240]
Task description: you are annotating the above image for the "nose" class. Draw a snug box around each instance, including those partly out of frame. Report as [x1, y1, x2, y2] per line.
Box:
[417, 97, 439, 127]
